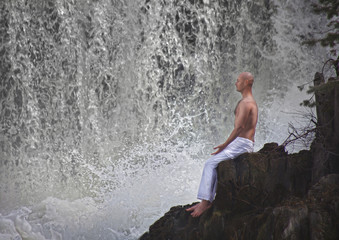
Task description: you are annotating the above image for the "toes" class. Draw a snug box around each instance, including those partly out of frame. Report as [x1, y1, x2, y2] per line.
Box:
[186, 204, 198, 212]
[186, 206, 194, 211]
[191, 211, 200, 218]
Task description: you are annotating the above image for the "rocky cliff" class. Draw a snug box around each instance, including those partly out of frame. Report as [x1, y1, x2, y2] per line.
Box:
[140, 75, 339, 240]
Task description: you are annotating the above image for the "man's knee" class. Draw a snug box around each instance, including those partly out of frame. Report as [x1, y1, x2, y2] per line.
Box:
[204, 158, 219, 169]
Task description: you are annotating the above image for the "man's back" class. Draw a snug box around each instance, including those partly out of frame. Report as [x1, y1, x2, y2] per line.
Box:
[235, 97, 258, 142]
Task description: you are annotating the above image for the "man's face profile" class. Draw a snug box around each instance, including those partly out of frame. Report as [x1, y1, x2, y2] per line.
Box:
[235, 75, 245, 92]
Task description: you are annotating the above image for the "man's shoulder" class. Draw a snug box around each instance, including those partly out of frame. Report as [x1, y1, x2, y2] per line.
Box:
[239, 98, 257, 107]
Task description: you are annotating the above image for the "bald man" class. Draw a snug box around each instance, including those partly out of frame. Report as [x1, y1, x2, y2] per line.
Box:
[186, 72, 258, 217]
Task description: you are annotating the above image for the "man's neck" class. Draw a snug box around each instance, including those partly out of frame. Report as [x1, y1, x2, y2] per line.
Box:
[241, 88, 252, 99]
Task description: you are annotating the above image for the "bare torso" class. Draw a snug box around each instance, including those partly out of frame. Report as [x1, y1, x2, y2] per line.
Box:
[234, 97, 258, 142]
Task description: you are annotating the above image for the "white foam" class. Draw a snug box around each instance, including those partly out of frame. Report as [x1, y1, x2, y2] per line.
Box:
[0, 141, 205, 239]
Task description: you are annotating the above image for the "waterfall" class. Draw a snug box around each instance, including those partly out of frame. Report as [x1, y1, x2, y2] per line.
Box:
[0, 0, 326, 239]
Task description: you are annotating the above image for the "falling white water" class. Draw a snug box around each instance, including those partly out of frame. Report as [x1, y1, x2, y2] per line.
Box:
[0, 0, 328, 239]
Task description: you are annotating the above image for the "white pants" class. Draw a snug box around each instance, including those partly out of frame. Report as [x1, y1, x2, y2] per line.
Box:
[197, 137, 254, 202]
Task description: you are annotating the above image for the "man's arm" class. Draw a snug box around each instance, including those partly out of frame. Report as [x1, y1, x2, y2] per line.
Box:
[211, 101, 251, 155]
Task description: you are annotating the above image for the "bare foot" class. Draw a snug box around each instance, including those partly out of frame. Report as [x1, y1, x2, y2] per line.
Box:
[186, 204, 198, 212]
[186, 200, 212, 217]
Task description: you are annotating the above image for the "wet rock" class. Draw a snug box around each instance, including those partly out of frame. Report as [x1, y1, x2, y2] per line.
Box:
[140, 145, 339, 240]
[312, 74, 339, 183]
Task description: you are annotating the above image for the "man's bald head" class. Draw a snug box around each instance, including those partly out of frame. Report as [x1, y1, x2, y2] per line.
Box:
[235, 72, 254, 93]
[239, 72, 254, 86]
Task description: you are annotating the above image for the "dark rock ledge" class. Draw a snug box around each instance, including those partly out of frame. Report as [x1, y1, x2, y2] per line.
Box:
[140, 143, 339, 240]
[140, 75, 339, 240]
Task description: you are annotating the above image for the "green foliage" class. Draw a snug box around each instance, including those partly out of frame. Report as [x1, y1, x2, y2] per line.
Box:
[303, 0, 339, 48]
[297, 82, 316, 108]
[312, 0, 339, 19]
[298, 79, 339, 107]
[300, 99, 316, 108]
[298, 83, 316, 107]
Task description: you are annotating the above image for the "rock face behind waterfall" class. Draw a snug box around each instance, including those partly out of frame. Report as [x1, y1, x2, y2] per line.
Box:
[140, 76, 339, 240]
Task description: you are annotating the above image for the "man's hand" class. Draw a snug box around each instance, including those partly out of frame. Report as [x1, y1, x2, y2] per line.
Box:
[211, 143, 226, 155]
